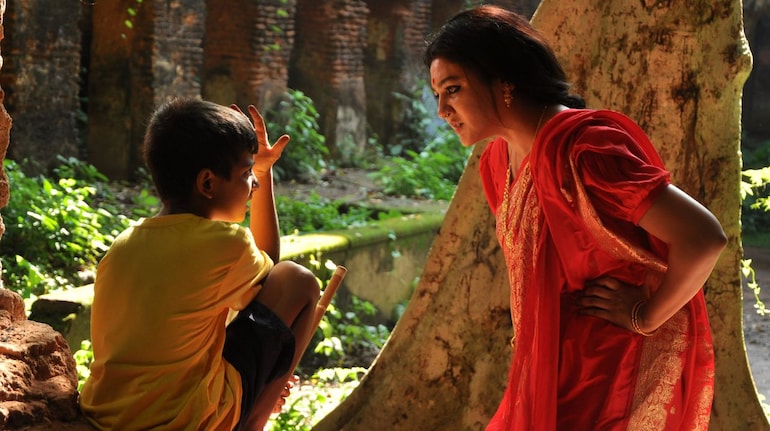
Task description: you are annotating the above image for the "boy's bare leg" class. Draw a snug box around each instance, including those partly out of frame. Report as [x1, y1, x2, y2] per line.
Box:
[241, 301, 315, 430]
[240, 261, 320, 430]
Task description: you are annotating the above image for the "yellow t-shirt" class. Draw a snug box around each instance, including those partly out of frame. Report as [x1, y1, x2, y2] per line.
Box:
[79, 214, 274, 430]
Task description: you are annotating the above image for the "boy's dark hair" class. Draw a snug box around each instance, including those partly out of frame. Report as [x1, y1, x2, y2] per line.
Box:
[424, 5, 585, 109]
[143, 97, 257, 202]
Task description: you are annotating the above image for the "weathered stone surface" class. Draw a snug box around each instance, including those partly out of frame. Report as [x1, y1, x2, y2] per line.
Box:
[0, 289, 93, 430]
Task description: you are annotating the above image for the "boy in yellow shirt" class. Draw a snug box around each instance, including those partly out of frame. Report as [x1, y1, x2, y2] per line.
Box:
[79, 97, 320, 430]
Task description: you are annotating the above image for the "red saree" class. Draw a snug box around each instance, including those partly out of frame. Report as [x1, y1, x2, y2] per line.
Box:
[480, 109, 714, 431]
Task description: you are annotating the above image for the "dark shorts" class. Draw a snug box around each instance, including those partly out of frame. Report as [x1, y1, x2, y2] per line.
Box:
[223, 299, 295, 430]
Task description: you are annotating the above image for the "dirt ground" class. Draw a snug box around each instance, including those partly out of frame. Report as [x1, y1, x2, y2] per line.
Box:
[276, 168, 770, 399]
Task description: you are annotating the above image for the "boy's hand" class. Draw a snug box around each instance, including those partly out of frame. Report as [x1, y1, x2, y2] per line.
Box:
[230, 104, 290, 176]
[272, 375, 299, 414]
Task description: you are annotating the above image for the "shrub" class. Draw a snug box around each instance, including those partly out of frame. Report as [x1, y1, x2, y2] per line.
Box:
[368, 83, 470, 200]
[0, 158, 158, 306]
[265, 89, 329, 182]
[275, 193, 375, 235]
[741, 137, 770, 235]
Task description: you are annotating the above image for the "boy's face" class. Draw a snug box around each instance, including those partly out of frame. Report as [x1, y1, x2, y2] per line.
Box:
[207, 149, 257, 223]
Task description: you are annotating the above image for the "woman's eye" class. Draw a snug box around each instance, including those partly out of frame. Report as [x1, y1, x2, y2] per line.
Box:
[447, 85, 460, 94]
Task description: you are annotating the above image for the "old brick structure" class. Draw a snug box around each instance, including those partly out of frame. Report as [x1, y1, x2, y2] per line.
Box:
[203, 0, 297, 111]
[291, 0, 369, 164]
[0, 0, 82, 175]
[0, 0, 540, 181]
[87, 0, 206, 180]
[0, 0, 764, 180]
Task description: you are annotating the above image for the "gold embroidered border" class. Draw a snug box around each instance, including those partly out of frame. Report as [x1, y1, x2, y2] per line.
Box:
[497, 165, 541, 345]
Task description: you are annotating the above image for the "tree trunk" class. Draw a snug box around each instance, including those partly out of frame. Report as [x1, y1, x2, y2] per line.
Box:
[313, 143, 512, 431]
[313, 0, 765, 430]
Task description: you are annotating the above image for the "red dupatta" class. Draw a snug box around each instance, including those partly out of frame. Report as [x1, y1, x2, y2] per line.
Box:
[481, 109, 714, 431]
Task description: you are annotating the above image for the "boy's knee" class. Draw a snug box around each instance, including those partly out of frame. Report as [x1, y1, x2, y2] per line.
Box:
[271, 261, 320, 301]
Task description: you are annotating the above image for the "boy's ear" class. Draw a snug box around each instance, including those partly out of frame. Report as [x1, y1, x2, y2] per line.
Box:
[196, 169, 216, 199]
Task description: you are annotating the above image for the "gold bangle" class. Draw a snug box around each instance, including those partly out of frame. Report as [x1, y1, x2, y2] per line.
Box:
[631, 300, 656, 336]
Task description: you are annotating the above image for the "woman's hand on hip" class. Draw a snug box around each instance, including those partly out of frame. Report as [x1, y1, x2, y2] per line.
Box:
[577, 276, 650, 333]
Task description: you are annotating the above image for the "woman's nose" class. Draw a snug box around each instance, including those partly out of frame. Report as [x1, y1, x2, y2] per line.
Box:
[437, 103, 448, 119]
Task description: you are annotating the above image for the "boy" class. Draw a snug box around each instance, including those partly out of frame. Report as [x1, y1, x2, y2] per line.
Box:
[79, 97, 320, 430]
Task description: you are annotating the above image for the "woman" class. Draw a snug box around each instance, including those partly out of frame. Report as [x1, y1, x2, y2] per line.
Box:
[424, 5, 726, 431]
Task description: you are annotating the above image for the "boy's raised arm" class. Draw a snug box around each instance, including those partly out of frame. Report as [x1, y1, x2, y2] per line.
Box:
[239, 104, 289, 262]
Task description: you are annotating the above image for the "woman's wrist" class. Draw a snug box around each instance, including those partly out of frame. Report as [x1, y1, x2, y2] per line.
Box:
[630, 300, 657, 336]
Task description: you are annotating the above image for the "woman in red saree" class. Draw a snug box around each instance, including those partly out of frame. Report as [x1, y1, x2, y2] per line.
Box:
[424, 5, 726, 431]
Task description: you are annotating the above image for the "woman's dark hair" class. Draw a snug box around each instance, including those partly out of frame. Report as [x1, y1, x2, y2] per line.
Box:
[424, 5, 585, 109]
[143, 97, 257, 202]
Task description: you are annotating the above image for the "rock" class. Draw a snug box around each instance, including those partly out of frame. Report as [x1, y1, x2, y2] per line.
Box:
[0, 288, 93, 430]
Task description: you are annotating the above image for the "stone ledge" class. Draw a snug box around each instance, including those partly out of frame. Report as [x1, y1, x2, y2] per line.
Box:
[0, 288, 93, 430]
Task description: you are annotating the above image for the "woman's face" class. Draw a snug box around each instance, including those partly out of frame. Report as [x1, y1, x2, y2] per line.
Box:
[430, 57, 502, 146]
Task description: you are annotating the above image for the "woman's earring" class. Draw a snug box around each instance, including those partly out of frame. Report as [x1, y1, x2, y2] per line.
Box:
[503, 83, 513, 108]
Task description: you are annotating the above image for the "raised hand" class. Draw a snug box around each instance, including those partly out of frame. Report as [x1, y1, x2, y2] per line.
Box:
[230, 104, 290, 176]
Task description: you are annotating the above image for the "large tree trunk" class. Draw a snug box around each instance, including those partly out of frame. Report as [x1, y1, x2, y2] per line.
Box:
[313, 1, 765, 430]
[313, 144, 512, 430]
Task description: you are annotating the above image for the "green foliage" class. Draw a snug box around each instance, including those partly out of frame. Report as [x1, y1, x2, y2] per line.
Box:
[275, 193, 377, 235]
[370, 120, 469, 201]
[741, 139, 770, 234]
[0, 158, 158, 306]
[267, 367, 365, 431]
[388, 87, 437, 157]
[741, 137, 770, 317]
[302, 258, 391, 367]
[742, 166, 770, 212]
[265, 89, 329, 182]
[313, 295, 390, 363]
[742, 259, 768, 317]
[368, 83, 470, 200]
[122, 0, 144, 37]
[74, 340, 94, 391]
